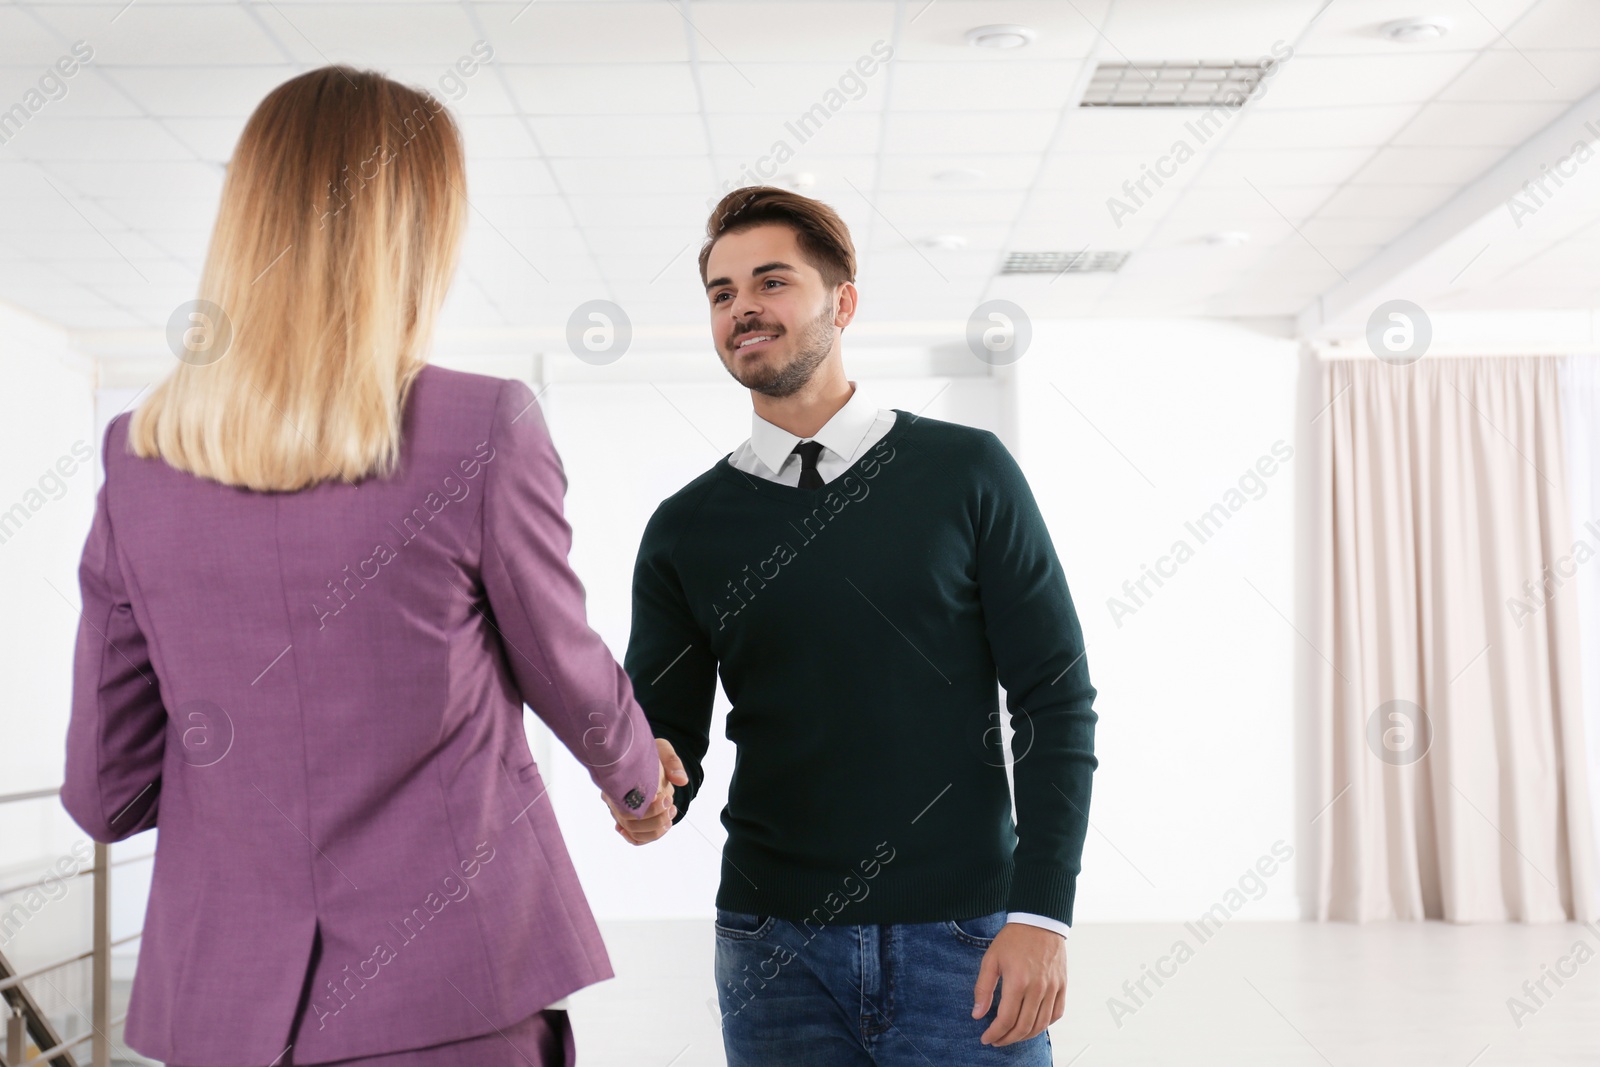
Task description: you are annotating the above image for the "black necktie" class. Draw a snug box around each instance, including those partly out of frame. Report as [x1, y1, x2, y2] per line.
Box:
[791, 440, 824, 489]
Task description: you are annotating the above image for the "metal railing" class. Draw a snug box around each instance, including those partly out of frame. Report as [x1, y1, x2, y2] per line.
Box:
[0, 786, 139, 1067]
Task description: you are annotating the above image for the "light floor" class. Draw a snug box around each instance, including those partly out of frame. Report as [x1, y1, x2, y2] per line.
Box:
[566, 920, 1600, 1066]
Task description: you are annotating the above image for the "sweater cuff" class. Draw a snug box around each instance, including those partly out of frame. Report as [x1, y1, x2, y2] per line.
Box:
[1006, 862, 1077, 926]
[648, 724, 701, 823]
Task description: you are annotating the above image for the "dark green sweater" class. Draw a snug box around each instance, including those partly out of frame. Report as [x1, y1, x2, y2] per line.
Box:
[622, 410, 1097, 926]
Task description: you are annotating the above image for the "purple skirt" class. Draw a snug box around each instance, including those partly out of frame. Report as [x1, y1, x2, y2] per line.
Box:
[168, 1007, 573, 1067]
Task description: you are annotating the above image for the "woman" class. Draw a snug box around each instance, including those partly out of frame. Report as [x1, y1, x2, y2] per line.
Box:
[61, 66, 675, 1066]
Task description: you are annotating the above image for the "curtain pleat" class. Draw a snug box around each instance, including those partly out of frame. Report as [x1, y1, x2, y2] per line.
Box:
[1315, 356, 1598, 923]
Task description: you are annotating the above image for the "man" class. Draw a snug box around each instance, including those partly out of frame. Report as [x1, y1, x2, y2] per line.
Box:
[603, 186, 1097, 1064]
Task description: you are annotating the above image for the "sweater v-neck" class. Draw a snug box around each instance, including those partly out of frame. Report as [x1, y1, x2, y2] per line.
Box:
[712, 407, 915, 502]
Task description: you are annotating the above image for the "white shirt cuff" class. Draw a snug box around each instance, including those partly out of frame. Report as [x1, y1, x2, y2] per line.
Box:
[1005, 911, 1070, 938]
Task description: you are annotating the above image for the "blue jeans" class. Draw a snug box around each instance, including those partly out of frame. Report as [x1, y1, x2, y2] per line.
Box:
[713, 907, 1054, 1066]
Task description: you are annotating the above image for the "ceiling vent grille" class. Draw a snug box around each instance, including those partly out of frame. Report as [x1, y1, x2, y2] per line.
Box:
[1080, 61, 1267, 107]
[1001, 250, 1129, 275]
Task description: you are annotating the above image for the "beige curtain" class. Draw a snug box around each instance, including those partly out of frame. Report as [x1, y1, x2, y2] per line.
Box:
[1314, 355, 1598, 922]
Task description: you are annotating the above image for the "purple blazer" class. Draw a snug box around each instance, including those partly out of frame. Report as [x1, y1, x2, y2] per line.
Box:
[61, 364, 660, 1065]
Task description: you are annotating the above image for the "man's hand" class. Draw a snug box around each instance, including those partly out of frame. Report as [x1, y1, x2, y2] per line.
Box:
[603, 738, 690, 846]
[972, 922, 1067, 1046]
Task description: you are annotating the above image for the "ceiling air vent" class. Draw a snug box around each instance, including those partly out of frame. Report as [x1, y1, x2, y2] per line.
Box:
[1001, 251, 1128, 275]
[1080, 61, 1268, 107]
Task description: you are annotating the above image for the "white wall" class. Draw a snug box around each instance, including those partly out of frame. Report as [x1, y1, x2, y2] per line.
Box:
[1014, 320, 1301, 923]
[0, 300, 102, 984]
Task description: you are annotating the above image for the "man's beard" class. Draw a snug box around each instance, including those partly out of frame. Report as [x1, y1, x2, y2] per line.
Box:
[722, 302, 835, 398]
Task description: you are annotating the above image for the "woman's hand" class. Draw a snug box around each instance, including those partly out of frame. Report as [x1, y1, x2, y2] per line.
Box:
[603, 738, 689, 845]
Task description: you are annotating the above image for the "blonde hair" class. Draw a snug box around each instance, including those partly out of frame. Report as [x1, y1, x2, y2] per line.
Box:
[129, 66, 467, 491]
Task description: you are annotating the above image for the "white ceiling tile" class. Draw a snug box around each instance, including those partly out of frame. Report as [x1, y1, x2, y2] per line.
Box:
[455, 115, 540, 157]
[474, 2, 691, 64]
[0, 66, 142, 120]
[1506, 0, 1600, 50]
[708, 112, 879, 158]
[1394, 99, 1573, 149]
[383, 63, 522, 116]
[891, 61, 1083, 112]
[1224, 105, 1418, 149]
[883, 111, 1058, 156]
[565, 194, 713, 230]
[1352, 145, 1508, 185]
[1315, 185, 1460, 218]
[877, 153, 1041, 190]
[895, 1, 1105, 63]
[108, 66, 301, 117]
[2, 114, 196, 161]
[1055, 108, 1214, 154]
[465, 158, 560, 197]
[1105, 0, 1324, 56]
[252, 4, 482, 67]
[503, 64, 699, 115]
[96, 196, 221, 230]
[1297, 216, 1414, 246]
[465, 195, 572, 229]
[700, 62, 890, 115]
[871, 190, 1028, 225]
[163, 116, 248, 161]
[1190, 147, 1378, 188]
[1257, 53, 1481, 109]
[1293, 0, 1542, 56]
[43, 159, 224, 200]
[0, 9, 75, 66]
[688, 3, 897, 63]
[706, 157, 877, 201]
[1438, 47, 1600, 102]
[30, 4, 290, 66]
[534, 114, 708, 157]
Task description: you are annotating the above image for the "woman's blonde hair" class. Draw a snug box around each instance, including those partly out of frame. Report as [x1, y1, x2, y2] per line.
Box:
[129, 66, 466, 491]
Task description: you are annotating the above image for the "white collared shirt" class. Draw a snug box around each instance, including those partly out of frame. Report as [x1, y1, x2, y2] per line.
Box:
[725, 382, 1071, 941]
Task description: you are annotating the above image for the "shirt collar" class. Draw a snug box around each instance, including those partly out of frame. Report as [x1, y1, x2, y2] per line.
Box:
[749, 381, 879, 479]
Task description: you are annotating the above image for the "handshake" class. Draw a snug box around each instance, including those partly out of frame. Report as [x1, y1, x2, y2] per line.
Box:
[603, 738, 691, 845]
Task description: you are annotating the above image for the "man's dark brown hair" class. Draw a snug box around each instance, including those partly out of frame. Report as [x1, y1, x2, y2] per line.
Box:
[698, 185, 857, 292]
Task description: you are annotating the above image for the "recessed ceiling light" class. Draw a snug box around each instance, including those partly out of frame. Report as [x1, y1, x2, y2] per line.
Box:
[923, 234, 968, 251]
[933, 168, 987, 184]
[1001, 250, 1128, 274]
[1380, 16, 1452, 43]
[964, 24, 1037, 49]
[1203, 231, 1251, 247]
[1081, 61, 1269, 108]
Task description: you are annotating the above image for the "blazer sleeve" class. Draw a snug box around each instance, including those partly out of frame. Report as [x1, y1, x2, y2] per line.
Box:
[480, 378, 659, 814]
[62, 427, 165, 843]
